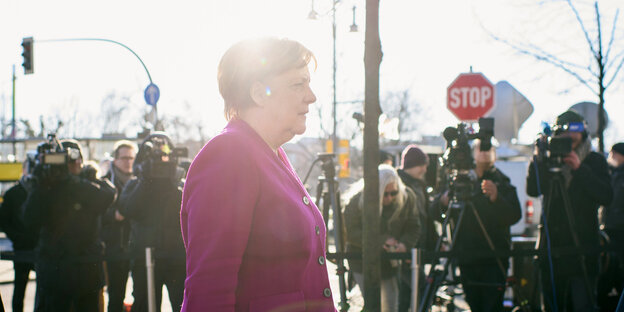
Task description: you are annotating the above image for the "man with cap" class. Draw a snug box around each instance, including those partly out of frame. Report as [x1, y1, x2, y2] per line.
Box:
[598, 142, 624, 310]
[527, 110, 613, 311]
[397, 145, 436, 312]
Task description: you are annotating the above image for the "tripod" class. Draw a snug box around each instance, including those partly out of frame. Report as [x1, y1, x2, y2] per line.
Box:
[535, 166, 596, 311]
[311, 153, 349, 311]
[419, 188, 531, 312]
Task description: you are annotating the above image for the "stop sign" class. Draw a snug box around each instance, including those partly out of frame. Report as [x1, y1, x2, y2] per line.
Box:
[447, 72, 495, 121]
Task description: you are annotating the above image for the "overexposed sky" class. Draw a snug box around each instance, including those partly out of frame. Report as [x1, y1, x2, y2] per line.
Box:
[1, 0, 623, 147]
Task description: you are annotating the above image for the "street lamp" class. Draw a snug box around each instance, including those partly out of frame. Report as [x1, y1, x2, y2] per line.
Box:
[308, 0, 358, 155]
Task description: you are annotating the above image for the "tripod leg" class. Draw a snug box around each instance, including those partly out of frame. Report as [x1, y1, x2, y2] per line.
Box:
[419, 207, 467, 312]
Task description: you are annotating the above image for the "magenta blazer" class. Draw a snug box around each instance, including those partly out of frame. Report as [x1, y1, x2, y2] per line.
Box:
[180, 119, 336, 312]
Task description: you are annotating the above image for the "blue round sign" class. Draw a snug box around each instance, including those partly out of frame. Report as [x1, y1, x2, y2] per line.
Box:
[144, 83, 160, 106]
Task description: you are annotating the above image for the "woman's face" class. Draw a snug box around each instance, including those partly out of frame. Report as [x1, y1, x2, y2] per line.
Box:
[382, 182, 399, 206]
[261, 66, 316, 137]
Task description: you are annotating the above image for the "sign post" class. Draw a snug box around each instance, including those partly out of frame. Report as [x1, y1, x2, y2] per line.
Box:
[447, 72, 495, 121]
[144, 83, 160, 127]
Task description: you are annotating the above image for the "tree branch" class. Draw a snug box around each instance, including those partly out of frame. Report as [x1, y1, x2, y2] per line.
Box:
[604, 8, 619, 63]
[566, 0, 599, 59]
[605, 53, 624, 89]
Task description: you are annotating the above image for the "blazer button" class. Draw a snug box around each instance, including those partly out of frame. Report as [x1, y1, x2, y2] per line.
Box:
[318, 256, 325, 265]
[315, 226, 320, 235]
[303, 196, 310, 205]
[323, 288, 332, 298]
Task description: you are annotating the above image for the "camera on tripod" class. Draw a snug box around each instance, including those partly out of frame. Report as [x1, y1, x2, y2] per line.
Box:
[34, 134, 81, 182]
[441, 117, 494, 207]
[535, 122, 580, 171]
[135, 133, 188, 180]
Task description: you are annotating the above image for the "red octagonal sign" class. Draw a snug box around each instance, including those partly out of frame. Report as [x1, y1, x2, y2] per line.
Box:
[447, 72, 495, 121]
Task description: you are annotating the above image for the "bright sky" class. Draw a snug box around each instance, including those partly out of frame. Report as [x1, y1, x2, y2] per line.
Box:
[1, 0, 623, 148]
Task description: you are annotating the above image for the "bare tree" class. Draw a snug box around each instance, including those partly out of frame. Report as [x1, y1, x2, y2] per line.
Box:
[483, 0, 624, 152]
[381, 89, 429, 141]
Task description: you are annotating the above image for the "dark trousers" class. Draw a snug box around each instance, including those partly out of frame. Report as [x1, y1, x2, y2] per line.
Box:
[106, 260, 130, 312]
[459, 264, 506, 312]
[37, 289, 99, 312]
[598, 230, 624, 311]
[541, 269, 597, 312]
[12, 261, 34, 312]
[130, 260, 185, 312]
[398, 265, 426, 312]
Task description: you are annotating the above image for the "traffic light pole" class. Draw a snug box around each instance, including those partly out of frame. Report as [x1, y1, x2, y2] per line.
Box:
[26, 37, 158, 127]
[11, 65, 17, 159]
[36, 37, 154, 84]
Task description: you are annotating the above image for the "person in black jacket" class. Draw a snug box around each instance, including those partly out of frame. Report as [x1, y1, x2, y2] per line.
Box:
[23, 139, 116, 312]
[116, 133, 185, 312]
[527, 110, 613, 312]
[101, 140, 136, 312]
[597, 142, 624, 311]
[433, 139, 521, 312]
[397, 145, 436, 312]
[0, 160, 37, 312]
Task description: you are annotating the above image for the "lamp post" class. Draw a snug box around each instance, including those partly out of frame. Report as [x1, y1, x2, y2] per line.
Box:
[309, 0, 358, 154]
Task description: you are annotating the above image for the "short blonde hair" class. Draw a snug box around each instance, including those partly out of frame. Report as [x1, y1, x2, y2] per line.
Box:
[113, 140, 137, 159]
[217, 37, 316, 121]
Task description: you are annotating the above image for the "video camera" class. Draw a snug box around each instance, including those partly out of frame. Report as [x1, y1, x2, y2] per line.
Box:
[535, 122, 582, 172]
[135, 132, 188, 180]
[441, 118, 494, 206]
[34, 134, 82, 183]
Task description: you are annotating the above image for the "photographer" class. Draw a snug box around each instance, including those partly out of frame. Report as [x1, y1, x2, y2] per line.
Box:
[23, 138, 116, 312]
[433, 139, 521, 312]
[101, 140, 136, 312]
[527, 110, 612, 311]
[117, 133, 185, 312]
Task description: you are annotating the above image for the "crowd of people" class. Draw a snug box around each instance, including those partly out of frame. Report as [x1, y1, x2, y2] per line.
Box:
[0, 135, 187, 312]
[1, 36, 624, 312]
[340, 109, 624, 312]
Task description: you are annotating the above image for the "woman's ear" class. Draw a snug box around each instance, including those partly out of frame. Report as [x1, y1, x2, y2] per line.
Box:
[250, 81, 267, 107]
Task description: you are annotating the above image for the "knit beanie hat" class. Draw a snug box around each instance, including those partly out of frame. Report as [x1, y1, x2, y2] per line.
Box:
[612, 143, 624, 157]
[555, 110, 584, 126]
[401, 145, 428, 169]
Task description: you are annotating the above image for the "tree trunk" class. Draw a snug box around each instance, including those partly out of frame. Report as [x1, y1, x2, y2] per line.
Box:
[363, 0, 382, 310]
[595, 1, 606, 153]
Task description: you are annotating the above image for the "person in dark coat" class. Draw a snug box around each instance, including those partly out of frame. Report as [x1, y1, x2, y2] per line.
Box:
[433, 139, 521, 312]
[117, 134, 185, 312]
[597, 142, 624, 311]
[101, 140, 136, 312]
[23, 139, 116, 312]
[527, 110, 613, 312]
[0, 160, 37, 312]
[344, 164, 421, 312]
[397, 144, 436, 312]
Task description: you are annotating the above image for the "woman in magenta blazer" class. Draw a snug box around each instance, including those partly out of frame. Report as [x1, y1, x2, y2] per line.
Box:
[180, 38, 336, 312]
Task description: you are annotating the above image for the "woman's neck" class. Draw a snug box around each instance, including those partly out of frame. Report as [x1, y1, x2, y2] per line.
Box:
[238, 112, 286, 155]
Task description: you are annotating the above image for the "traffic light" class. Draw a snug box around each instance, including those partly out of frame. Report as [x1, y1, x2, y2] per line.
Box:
[21, 37, 34, 75]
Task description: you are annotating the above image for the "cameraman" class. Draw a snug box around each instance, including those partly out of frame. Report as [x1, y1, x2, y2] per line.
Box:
[23, 139, 116, 312]
[117, 134, 185, 312]
[101, 140, 136, 312]
[527, 110, 612, 311]
[434, 139, 521, 312]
